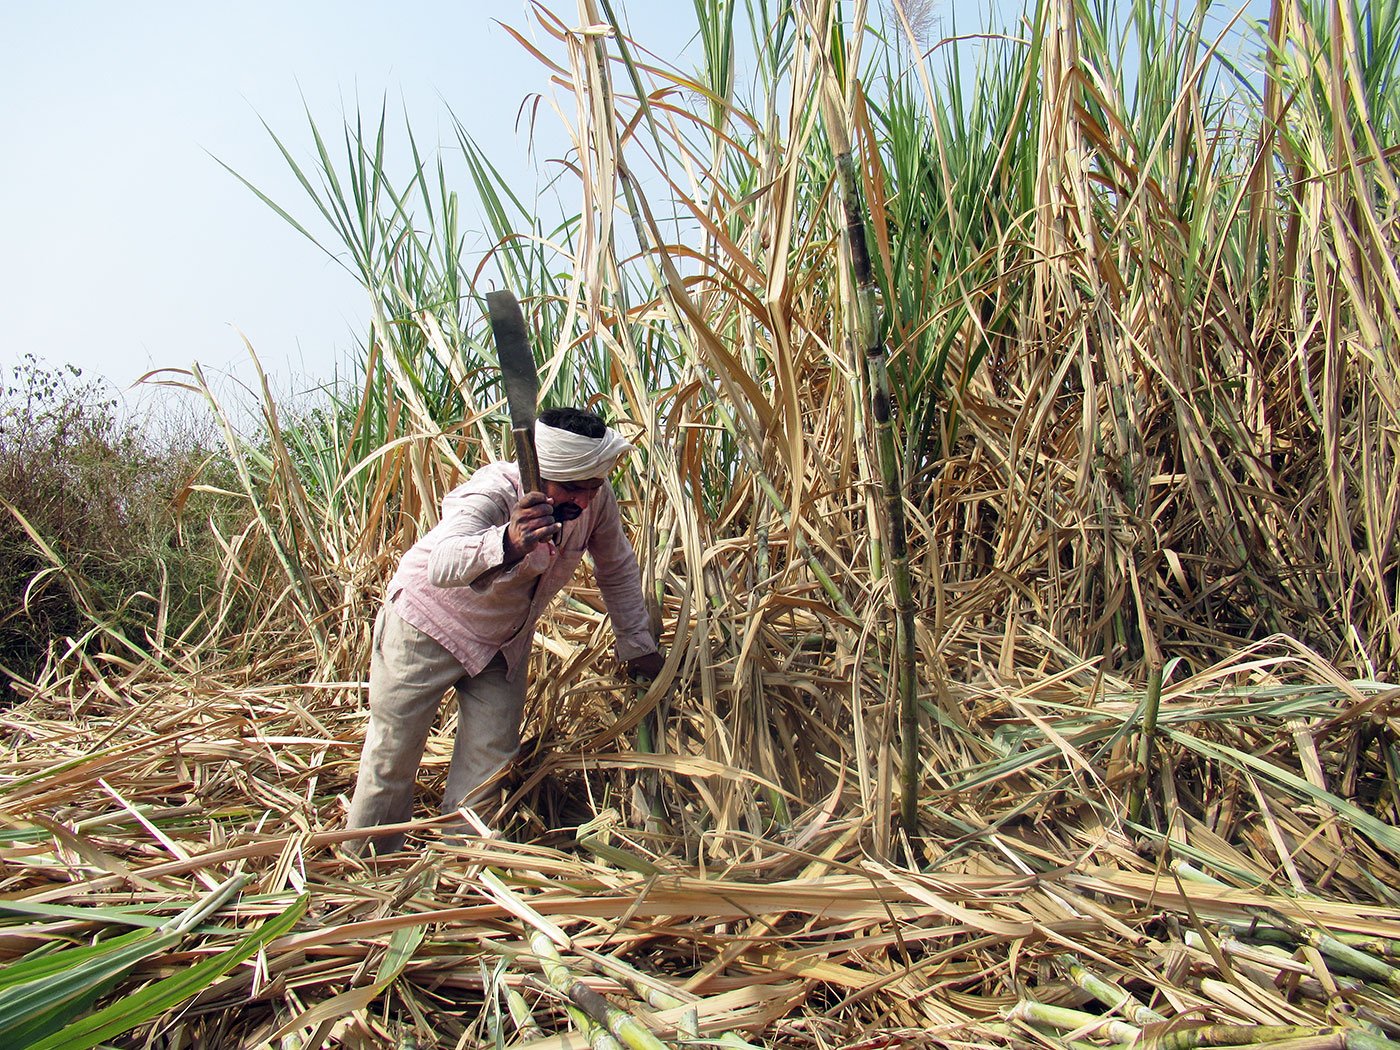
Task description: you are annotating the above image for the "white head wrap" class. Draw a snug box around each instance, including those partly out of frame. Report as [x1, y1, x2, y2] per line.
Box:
[535, 421, 634, 482]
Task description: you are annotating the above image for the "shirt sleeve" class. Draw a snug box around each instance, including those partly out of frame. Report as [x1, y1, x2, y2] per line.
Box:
[586, 488, 658, 660]
[426, 490, 544, 589]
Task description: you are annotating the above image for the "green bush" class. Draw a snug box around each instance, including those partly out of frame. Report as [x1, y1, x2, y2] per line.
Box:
[0, 355, 240, 687]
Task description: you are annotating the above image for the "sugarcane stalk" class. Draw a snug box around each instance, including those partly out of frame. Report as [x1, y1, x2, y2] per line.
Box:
[1006, 999, 1142, 1045]
[1058, 954, 1166, 1024]
[817, 76, 921, 837]
[506, 984, 545, 1041]
[533, 944, 623, 1049]
[569, 981, 670, 1050]
[1145, 1026, 1356, 1049]
[1152, 1026, 1332, 1049]
[632, 710, 665, 834]
[1146, 1029, 1400, 1050]
[679, 1008, 700, 1040]
[632, 593, 667, 834]
[1344, 937, 1400, 962]
[581, 950, 764, 1050]
[1302, 933, 1400, 991]
[1228, 920, 1400, 990]
[530, 931, 671, 1050]
[1297, 983, 1400, 1039]
[1128, 662, 1165, 825]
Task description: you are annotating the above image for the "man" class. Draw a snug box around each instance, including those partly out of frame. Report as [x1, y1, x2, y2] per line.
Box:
[346, 406, 664, 853]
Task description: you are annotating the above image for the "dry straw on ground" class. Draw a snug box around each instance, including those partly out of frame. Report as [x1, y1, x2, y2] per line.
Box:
[3, 635, 1400, 1047]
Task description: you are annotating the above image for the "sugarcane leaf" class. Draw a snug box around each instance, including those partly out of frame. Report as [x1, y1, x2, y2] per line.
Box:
[0, 900, 174, 930]
[375, 923, 426, 986]
[0, 927, 160, 992]
[26, 895, 308, 1050]
[0, 929, 181, 1046]
[265, 915, 425, 1043]
[1166, 729, 1400, 854]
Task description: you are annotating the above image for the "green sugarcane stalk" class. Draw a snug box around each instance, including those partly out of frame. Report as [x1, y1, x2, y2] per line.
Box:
[634, 595, 667, 834]
[530, 931, 670, 1050]
[1128, 663, 1165, 825]
[528, 932, 622, 1049]
[1143, 1027, 1400, 1050]
[1293, 932, 1400, 991]
[581, 950, 764, 1050]
[1006, 1000, 1142, 1045]
[1058, 955, 1166, 1024]
[1146, 1025, 1333, 1049]
[570, 982, 672, 1050]
[632, 673, 665, 834]
[818, 83, 921, 836]
[1229, 920, 1400, 990]
[1343, 937, 1400, 962]
[505, 985, 545, 1041]
[633, 710, 665, 834]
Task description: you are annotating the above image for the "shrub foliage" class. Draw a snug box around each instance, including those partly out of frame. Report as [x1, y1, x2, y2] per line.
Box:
[0, 355, 235, 685]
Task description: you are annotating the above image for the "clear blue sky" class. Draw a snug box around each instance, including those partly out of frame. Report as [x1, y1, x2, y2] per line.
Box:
[1, 1, 1267, 410]
[0, 1, 699, 404]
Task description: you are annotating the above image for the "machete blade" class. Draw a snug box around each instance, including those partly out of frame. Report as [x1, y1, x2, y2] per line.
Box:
[486, 288, 543, 492]
[486, 289, 538, 429]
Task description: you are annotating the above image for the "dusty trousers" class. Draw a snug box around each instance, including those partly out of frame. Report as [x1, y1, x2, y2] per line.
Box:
[346, 604, 527, 854]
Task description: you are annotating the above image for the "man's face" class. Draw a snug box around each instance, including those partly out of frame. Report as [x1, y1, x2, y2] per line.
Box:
[541, 477, 605, 523]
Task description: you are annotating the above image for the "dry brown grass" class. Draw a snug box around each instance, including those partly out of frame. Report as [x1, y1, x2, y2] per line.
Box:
[3, 623, 1399, 1045]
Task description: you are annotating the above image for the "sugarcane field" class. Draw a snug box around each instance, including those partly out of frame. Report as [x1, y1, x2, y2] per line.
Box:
[4, 0, 1400, 1047]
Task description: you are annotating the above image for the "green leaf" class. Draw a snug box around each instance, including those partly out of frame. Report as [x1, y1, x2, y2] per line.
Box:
[0, 927, 159, 992]
[1167, 730, 1400, 855]
[0, 929, 181, 1046]
[0, 900, 194, 931]
[266, 911, 425, 1043]
[26, 895, 308, 1050]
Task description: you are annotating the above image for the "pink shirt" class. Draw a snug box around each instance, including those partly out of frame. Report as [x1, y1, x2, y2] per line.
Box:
[386, 462, 656, 680]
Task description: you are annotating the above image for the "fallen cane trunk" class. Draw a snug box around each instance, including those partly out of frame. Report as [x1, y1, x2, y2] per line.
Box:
[529, 930, 671, 1050]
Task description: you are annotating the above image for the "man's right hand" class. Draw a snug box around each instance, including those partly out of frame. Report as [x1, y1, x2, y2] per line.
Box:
[503, 491, 558, 562]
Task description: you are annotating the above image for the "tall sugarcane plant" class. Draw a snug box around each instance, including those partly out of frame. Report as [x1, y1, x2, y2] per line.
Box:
[812, 11, 922, 837]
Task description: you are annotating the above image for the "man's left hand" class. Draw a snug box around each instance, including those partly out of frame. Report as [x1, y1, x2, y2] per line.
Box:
[625, 650, 665, 681]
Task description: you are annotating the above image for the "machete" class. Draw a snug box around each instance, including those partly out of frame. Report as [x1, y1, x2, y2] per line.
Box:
[486, 288, 542, 494]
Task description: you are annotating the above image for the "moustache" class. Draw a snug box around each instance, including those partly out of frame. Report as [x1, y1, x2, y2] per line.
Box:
[552, 502, 583, 524]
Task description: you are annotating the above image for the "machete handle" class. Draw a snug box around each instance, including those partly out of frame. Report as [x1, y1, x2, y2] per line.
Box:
[514, 425, 542, 494]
